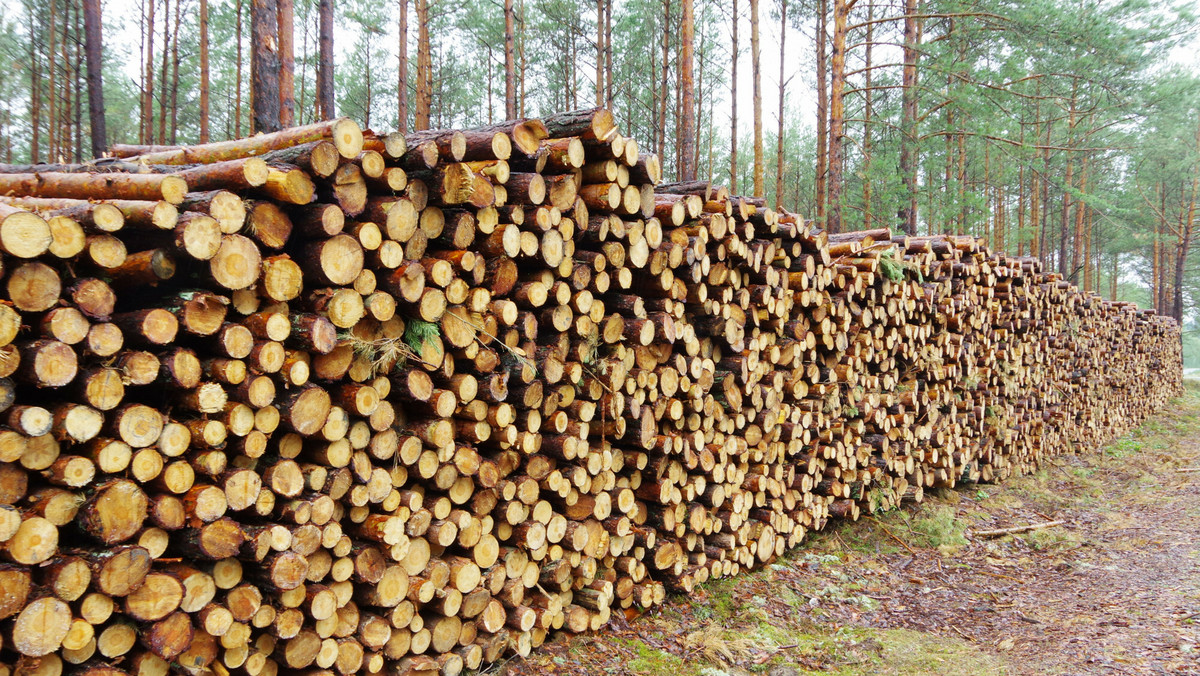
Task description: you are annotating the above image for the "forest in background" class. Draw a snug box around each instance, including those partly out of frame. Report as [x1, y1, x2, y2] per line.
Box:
[2, 0, 1200, 360]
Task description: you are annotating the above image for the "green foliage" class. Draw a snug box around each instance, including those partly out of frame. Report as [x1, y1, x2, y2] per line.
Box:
[615, 637, 697, 676]
[906, 505, 969, 550]
[1021, 526, 1083, 552]
[1104, 438, 1142, 458]
[879, 253, 906, 283]
[336, 0, 394, 130]
[403, 318, 440, 353]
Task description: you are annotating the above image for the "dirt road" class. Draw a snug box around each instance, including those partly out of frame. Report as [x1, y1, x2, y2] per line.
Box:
[498, 387, 1200, 675]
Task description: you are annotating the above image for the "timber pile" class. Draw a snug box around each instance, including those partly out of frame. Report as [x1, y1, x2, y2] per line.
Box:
[0, 109, 1180, 676]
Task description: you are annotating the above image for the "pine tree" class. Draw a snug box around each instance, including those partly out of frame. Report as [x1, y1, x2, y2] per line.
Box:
[82, 0, 106, 156]
[199, 0, 210, 142]
[749, 0, 762, 196]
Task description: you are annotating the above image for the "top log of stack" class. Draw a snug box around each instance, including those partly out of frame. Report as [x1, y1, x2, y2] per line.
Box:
[0, 109, 1180, 676]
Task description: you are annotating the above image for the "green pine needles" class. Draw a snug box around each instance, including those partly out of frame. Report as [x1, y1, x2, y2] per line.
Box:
[403, 318, 441, 353]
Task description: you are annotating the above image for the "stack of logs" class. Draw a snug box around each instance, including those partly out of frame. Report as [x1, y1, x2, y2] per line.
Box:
[0, 108, 1181, 676]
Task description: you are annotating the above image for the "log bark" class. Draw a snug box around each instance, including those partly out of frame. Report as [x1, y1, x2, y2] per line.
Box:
[0, 172, 187, 203]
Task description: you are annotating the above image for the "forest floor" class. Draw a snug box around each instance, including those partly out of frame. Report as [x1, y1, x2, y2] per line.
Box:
[494, 384, 1200, 676]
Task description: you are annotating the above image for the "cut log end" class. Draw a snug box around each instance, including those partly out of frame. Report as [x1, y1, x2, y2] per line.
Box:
[333, 118, 367, 159]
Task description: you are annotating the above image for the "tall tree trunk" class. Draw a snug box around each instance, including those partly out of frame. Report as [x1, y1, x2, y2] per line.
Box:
[138, 0, 145, 143]
[679, 0, 696, 180]
[158, 0, 170, 144]
[398, 0, 408, 131]
[1156, 218, 1166, 314]
[571, 35, 578, 109]
[1058, 109, 1077, 276]
[1176, 212, 1196, 324]
[605, 0, 613, 106]
[199, 0, 210, 142]
[414, 0, 432, 130]
[0, 68, 6, 161]
[1017, 165, 1025, 256]
[794, 148, 803, 210]
[1082, 190, 1092, 292]
[927, 163, 935, 236]
[814, 0, 826, 220]
[696, 33, 704, 175]
[595, 0, 604, 107]
[1021, 114, 1035, 256]
[750, 0, 763, 197]
[82, 0, 107, 157]
[436, 39, 445, 128]
[705, 47, 714, 180]
[1092, 210, 1100, 293]
[170, 0, 181, 143]
[1, 74, 9, 162]
[983, 143, 990, 242]
[364, 32, 373, 129]
[675, 32, 683, 174]
[773, 0, 786, 208]
[1039, 117, 1051, 261]
[1151, 186, 1161, 311]
[649, 31, 658, 153]
[943, 107, 953, 234]
[73, 2, 84, 161]
[898, 0, 919, 235]
[861, 0, 872, 228]
[1029, 165, 1039, 256]
[48, 0, 58, 159]
[1056, 81, 1081, 276]
[236, 0, 244, 135]
[61, 0, 72, 162]
[504, 0, 516, 119]
[518, 0, 526, 116]
[794, 147, 803, 210]
[142, 0, 155, 144]
[299, 3, 309, 123]
[994, 184, 1003, 249]
[1110, 252, 1117, 301]
[1071, 154, 1088, 283]
[729, 0, 738, 193]
[251, 0, 281, 134]
[956, 128, 965, 235]
[658, 0, 670, 162]
[317, 0, 334, 121]
[278, 0, 295, 127]
[1181, 124, 1200, 320]
[30, 3, 41, 163]
[826, 0, 848, 233]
